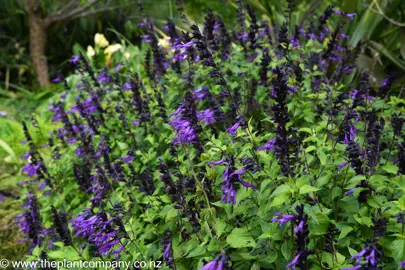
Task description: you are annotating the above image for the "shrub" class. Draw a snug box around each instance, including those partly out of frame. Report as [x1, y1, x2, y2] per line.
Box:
[11, 2, 405, 269]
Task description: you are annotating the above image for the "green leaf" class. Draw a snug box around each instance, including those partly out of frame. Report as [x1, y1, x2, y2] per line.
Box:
[186, 245, 206, 258]
[296, 175, 311, 189]
[305, 145, 317, 153]
[317, 174, 331, 188]
[281, 242, 291, 261]
[47, 250, 66, 259]
[338, 226, 353, 240]
[117, 141, 129, 150]
[270, 184, 291, 198]
[226, 228, 256, 248]
[391, 239, 405, 262]
[398, 195, 405, 211]
[32, 246, 42, 257]
[349, 7, 383, 47]
[317, 150, 327, 166]
[370, 41, 405, 71]
[269, 194, 289, 207]
[348, 175, 366, 184]
[166, 207, 179, 221]
[0, 138, 17, 163]
[348, 246, 358, 257]
[214, 219, 227, 238]
[299, 127, 312, 134]
[299, 185, 320, 195]
[382, 163, 399, 174]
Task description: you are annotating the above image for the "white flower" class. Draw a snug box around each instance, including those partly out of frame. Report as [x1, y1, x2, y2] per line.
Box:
[86, 46, 95, 58]
[94, 33, 109, 48]
[104, 44, 122, 55]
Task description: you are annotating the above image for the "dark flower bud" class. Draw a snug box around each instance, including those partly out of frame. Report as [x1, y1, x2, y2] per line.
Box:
[51, 206, 72, 246]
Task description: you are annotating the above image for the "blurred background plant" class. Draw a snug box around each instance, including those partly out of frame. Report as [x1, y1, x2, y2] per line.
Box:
[1, 0, 405, 262]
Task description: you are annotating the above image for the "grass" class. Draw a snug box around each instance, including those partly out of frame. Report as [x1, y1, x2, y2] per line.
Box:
[0, 88, 61, 260]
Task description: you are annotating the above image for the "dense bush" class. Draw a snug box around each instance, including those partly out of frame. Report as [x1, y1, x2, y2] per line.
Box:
[11, 1, 405, 269]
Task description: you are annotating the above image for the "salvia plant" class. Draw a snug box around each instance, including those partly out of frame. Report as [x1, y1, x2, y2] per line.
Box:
[12, 1, 405, 269]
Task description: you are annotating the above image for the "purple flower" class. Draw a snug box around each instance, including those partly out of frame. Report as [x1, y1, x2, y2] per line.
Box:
[161, 230, 174, 266]
[22, 163, 40, 177]
[122, 82, 132, 90]
[192, 87, 210, 101]
[271, 213, 297, 229]
[69, 55, 80, 65]
[169, 118, 197, 145]
[172, 41, 195, 53]
[344, 188, 355, 196]
[290, 35, 299, 47]
[97, 72, 111, 84]
[350, 89, 375, 104]
[163, 242, 171, 260]
[249, 52, 259, 63]
[201, 260, 218, 270]
[140, 34, 153, 43]
[399, 261, 405, 268]
[286, 253, 301, 270]
[349, 246, 380, 267]
[229, 167, 256, 190]
[75, 147, 84, 157]
[22, 153, 31, 160]
[257, 139, 276, 153]
[209, 158, 256, 204]
[71, 209, 127, 256]
[239, 33, 249, 40]
[213, 22, 220, 32]
[366, 249, 376, 265]
[168, 100, 202, 147]
[52, 77, 62, 83]
[121, 155, 133, 164]
[173, 52, 188, 62]
[207, 159, 226, 168]
[0, 111, 7, 116]
[227, 122, 241, 136]
[346, 13, 357, 20]
[200, 254, 227, 270]
[288, 86, 298, 94]
[67, 137, 77, 144]
[341, 33, 350, 39]
[131, 121, 140, 127]
[309, 33, 317, 40]
[294, 220, 305, 233]
[14, 193, 43, 248]
[114, 63, 122, 72]
[382, 77, 389, 87]
[338, 161, 348, 170]
[197, 109, 216, 124]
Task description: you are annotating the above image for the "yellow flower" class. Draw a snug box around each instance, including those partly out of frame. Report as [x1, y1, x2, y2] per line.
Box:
[94, 33, 109, 48]
[104, 44, 122, 55]
[87, 46, 95, 58]
[104, 44, 123, 65]
[158, 38, 170, 49]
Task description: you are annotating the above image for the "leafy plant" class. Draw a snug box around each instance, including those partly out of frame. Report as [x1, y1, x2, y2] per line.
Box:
[6, 1, 405, 270]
